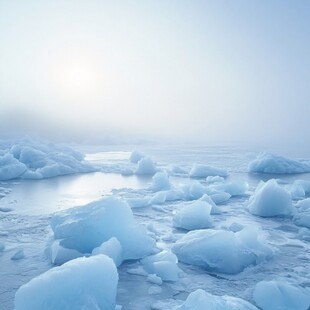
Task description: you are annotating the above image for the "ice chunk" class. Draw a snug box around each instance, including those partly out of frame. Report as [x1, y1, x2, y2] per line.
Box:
[149, 192, 167, 205]
[206, 176, 225, 184]
[211, 181, 248, 196]
[178, 289, 258, 310]
[167, 164, 188, 175]
[15, 255, 118, 310]
[248, 179, 294, 217]
[180, 181, 208, 200]
[0, 241, 5, 251]
[135, 157, 157, 175]
[129, 150, 145, 163]
[92, 237, 123, 267]
[190, 164, 228, 178]
[294, 198, 310, 229]
[151, 171, 171, 191]
[294, 180, 310, 194]
[0, 154, 27, 181]
[11, 249, 25, 260]
[127, 197, 150, 208]
[253, 280, 310, 310]
[147, 274, 163, 285]
[248, 152, 310, 174]
[51, 240, 82, 265]
[142, 251, 179, 282]
[210, 192, 231, 204]
[0, 138, 95, 180]
[121, 167, 134, 176]
[289, 182, 306, 200]
[173, 201, 213, 230]
[172, 227, 272, 274]
[51, 196, 155, 260]
[200, 194, 221, 214]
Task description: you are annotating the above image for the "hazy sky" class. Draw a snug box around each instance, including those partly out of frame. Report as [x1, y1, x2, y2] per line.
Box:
[0, 0, 309, 147]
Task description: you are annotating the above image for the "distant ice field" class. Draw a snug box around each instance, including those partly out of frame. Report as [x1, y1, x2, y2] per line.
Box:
[1, 144, 310, 309]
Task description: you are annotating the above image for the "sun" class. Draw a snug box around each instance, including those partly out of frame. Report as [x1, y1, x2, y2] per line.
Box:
[52, 58, 99, 97]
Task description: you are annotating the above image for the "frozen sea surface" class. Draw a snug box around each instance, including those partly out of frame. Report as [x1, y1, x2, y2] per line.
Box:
[1, 145, 310, 309]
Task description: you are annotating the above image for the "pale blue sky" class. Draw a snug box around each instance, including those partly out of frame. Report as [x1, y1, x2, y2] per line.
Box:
[0, 0, 309, 147]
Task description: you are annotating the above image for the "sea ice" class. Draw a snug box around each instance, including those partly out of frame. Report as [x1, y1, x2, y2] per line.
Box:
[14, 255, 118, 310]
[135, 157, 158, 175]
[248, 153, 310, 174]
[189, 164, 228, 178]
[199, 194, 221, 214]
[51, 241, 82, 265]
[0, 138, 95, 180]
[210, 181, 249, 196]
[253, 280, 310, 310]
[173, 201, 213, 230]
[142, 250, 179, 282]
[210, 192, 231, 204]
[294, 198, 310, 229]
[248, 179, 294, 217]
[178, 289, 258, 310]
[129, 150, 145, 163]
[92, 237, 123, 267]
[172, 227, 272, 274]
[51, 196, 155, 260]
[151, 171, 171, 191]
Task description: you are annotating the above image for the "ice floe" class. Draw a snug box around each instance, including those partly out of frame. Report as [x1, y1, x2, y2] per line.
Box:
[15, 255, 118, 310]
[189, 164, 228, 178]
[248, 179, 294, 217]
[173, 201, 213, 230]
[178, 289, 258, 310]
[249, 153, 310, 174]
[0, 138, 95, 181]
[253, 280, 310, 310]
[51, 196, 155, 262]
[142, 250, 179, 282]
[172, 227, 272, 274]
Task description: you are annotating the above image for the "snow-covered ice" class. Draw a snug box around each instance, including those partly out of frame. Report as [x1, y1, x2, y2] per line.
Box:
[249, 152, 310, 174]
[14, 255, 118, 310]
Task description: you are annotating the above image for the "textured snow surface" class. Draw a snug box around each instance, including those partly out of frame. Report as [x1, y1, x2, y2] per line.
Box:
[0, 138, 95, 180]
[249, 153, 310, 174]
[15, 255, 118, 310]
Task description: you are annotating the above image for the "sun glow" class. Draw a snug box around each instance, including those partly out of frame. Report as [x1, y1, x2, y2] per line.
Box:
[53, 58, 99, 97]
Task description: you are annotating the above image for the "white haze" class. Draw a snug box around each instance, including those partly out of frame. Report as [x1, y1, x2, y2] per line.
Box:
[0, 0, 309, 151]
